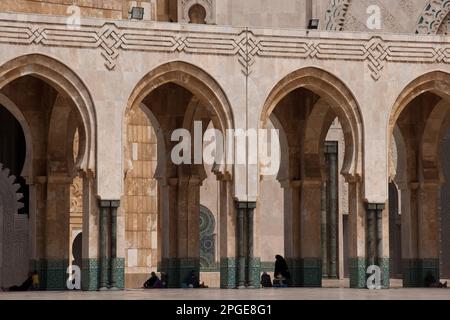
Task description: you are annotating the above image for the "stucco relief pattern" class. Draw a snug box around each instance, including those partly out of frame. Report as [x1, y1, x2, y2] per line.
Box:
[1, 14, 450, 80]
[417, 0, 450, 34]
[325, 0, 351, 31]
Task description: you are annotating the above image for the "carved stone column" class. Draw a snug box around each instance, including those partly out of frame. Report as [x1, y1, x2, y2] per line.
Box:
[81, 171, 99, 291]
[246, 202, 259, 288]
[160, 178, 179, 288]
[43, 175, 71, 290]
[366, 202, 389, 288]
[300, 179, 323, 287]
[236, 201, 246, 288]
[110, 200, 123, 290]
[281, 180, 302, 286]
[218, 175, 237, 289]
[417, 181, 440, 286]
[347, 177, 366, 288]
[98, 200, 110, 290]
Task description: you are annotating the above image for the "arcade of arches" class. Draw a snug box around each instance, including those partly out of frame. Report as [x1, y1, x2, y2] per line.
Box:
[2, 0, 450, 292]
[2, 60, 449, 290]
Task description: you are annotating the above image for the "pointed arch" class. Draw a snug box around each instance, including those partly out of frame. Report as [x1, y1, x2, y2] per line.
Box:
[0, 54, 97, 173]
[126, 61, 235, 177]
[260, 67, 364, 179]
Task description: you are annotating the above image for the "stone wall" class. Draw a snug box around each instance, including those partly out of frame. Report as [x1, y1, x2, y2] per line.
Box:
[123, 106, 158, 289]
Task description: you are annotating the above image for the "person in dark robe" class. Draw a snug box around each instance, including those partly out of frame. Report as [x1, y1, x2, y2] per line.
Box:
[425, 271, 448, 288]
[184, 270, 200, 288]
[261, 272, 272, 288]
[143, 272, 159, 289]
[1, 272, 33, 292]
[274, 255, 290, 280]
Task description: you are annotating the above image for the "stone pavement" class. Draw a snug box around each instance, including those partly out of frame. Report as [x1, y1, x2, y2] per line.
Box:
[0, 288, 449, 300]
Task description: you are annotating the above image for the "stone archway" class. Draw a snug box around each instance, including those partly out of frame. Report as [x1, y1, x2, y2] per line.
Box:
[124, 61, 235, 288]
[259, 66, 365, 288]
[0, 54, 98, 291]
[388, 71, 450, 287]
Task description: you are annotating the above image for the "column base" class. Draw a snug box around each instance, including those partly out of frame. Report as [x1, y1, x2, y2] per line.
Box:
[349, 257, 367, 289]
[162, 258, 200, 288]
[81, 258, 99, 291]
[403, 259, 439, 287]
[110, 258, 125, 290]
[220, 258, 237, 289]
[248, 257, 261, 289]
[378, 257, 390, 289]
[287, 258, 303, 287]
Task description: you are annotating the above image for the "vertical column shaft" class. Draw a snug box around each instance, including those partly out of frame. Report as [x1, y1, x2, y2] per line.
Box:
[236, 202, 246, 288]
[99, 200, 110, 290]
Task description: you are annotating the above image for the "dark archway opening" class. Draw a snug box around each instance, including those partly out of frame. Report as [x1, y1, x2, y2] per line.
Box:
[0, 105, 28, 215]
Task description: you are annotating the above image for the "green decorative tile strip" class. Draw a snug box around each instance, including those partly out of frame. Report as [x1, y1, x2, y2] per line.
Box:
[378, 257, 390, 289]
[161, 258, 200, 288]
[286, 258, 303, 287]
[248, 257, 261, 288]
[300, 258, 322, 287]
[111, 258, 125, 289]
[349, 257, 367, 289]
[81, 258, 99, 291]
[220, 257, 237, 289]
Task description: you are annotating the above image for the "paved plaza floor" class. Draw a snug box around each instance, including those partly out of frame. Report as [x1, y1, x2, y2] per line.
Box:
[0, 287, 449, 300]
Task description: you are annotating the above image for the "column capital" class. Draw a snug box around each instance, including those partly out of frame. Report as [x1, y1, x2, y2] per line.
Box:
[235, 201, 257, 210]
[365, 203, 385, 211]
[110, 200, 120, 208]
[99, 200, 111, 208]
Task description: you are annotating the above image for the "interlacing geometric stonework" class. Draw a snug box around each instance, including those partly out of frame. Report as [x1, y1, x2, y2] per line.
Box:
[325, 0, 351, 31]
[417, 0, 450, 34]
[3, 13, 450, 80]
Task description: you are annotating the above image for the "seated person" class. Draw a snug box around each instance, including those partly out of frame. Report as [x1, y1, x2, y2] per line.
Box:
[143, 272, 159, 289]
[184, 270, 200, 288]
[261, 272, 272, 288]
[425, 271, 448, 288]
[1, 272, 33, 292]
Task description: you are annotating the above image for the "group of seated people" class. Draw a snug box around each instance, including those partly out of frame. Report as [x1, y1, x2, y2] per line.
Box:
[261, 255, 291, 288]
[143, 270, 208, 289]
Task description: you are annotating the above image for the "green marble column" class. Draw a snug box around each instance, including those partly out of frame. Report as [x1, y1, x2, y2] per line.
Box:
[328, 147, 338, 279]
[236, 202, 246, 288]
[220, 257, 237, 289]
[246, 202, 259, 288]
[321, 182, 328, 278]
[366, 203, 389, 289]
[110, 200, 123, 290]
[366, 204, 376, 267]
[99, 200, 110, 290]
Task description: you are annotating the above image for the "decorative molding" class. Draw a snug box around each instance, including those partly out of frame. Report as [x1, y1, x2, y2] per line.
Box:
[416, 0, 450, 34]
[1, 14, 450, 80]
[325, 0, 351, 31]
[178, 0, 216, 24]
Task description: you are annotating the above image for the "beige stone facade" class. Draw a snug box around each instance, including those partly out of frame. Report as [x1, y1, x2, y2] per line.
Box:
[1, 0, 450, 290]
